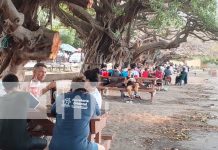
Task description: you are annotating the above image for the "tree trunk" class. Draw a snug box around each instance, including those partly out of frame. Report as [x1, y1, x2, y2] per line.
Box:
[0, 0, 61, 80]
[81, 28, 134, 72]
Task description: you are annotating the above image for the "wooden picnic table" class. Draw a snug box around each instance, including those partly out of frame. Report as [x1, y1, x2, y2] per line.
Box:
[99, 76, 158, 101]
[100, 76, 159, 86]
[28, 110, 113, 150]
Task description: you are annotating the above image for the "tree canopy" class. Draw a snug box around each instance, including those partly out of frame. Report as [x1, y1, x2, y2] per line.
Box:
[0, 0, 218, 78]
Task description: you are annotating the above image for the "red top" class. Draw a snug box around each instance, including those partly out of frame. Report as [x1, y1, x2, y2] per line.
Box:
[155, 70, 163, 79]
[102, 71, 109, 77]
[142, 71, 149, 78]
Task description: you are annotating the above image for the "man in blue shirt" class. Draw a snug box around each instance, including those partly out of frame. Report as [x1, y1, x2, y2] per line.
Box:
[49, 76, 105, 150]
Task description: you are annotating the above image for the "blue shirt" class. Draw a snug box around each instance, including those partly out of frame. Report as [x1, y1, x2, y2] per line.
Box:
[121, 71, 128, 77]
[164, 69, 172, 77]
[49, 91, 100, 150]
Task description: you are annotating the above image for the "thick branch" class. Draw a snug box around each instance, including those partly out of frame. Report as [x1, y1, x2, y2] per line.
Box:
[113, 0, 143, 30]
[69, 3, 102, 28]
[132, 27, 191, 60]
[0, 48, 13, 75]
[64, 0, 93, 8]
[54, 6, 92, 39]
[68, 2, 117, 40]
[99, 0, 112, 12]
[0, 0, 24, 27]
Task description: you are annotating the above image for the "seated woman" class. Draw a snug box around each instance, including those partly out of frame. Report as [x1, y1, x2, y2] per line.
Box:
[49, 76, 105, 150]
[154, 66, 164, 90]
[100, 63, 110, 86]
[123, 77, 140, 101]
[141, 68, 149, 78]
[123, 64, 141, 101]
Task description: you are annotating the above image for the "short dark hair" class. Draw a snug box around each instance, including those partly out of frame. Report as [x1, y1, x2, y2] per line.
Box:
[101, 63, 107, 69]
[84, 69, 99, 82]
[34, 62, 47, 69]
[114, 64, 119, 69]
[2, 74, 19, 90]
[84, 69, 99, 87]
[130, 63, 136, 69]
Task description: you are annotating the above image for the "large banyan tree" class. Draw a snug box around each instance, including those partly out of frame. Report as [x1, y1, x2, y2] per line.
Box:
[0, 0, 218, 78]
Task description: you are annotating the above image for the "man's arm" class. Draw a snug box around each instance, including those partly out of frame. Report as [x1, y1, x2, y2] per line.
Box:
[41, 81, 56, 95]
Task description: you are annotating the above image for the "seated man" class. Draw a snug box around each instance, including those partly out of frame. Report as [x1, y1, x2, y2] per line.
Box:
[175, 68, 187, 85]
[0, 74, 47, 150]
[49, 76, 105, 150]
[164, 66, 172, 84]
[30, 62, 56, 97]
[109, 64, 121, 77]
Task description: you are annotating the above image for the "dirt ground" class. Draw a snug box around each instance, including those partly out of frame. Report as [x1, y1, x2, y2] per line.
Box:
[102, 70, 218, 150]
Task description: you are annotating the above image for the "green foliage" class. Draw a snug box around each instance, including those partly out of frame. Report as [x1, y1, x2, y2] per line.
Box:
[112, 6, 125, 17]
[37, 5, 83, 48]
[148, 0, 218, 34]
[59, 29, 83, 48]
[87, 8, 96, 16]
[37, 7, 50, 26]
[190, 0, 218, 30]
[149, 0, 185, 32]
[201, 56, 218, 65]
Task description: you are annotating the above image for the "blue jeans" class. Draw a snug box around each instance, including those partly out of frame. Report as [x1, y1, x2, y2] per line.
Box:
[28, 137, 47, 150]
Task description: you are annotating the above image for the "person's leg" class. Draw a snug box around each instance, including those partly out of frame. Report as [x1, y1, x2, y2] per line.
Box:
[175, 76, 179, 85]
[167, 76, 172, 84]
[28, 137, 47, 150]
[133, 83, 140, 97]
[184, 74, 188, 84]
[126, 85, 133, 98]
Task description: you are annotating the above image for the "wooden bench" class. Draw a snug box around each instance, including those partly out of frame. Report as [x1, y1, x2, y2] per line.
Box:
[28, 112, 113, 150]
[89, 112, 114, 150]
[99, 76, 157, 101]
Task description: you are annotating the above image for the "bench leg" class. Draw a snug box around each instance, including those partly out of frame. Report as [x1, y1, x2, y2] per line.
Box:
[150, 92, 154, 102]
[100, 89, 104, 96]
[95, 131, 101, 144]
[101, 134, 113, 150]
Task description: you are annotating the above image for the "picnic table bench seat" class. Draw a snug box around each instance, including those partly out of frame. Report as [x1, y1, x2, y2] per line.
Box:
[99, 76, 157, 101]
[98, 85, 156, 101]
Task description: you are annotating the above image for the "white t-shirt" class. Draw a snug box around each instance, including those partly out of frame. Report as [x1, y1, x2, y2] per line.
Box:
[169, 66, 174, 74]
[183, 66, 188, 72]
[90, 88, 102, 109]
[130, 70, 139, 78]
[0, 81, 6, 97]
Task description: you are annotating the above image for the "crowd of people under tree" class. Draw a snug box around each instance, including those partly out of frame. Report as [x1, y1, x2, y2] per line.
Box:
[0, 61, 189, 150]
[98, 62, 189, 100]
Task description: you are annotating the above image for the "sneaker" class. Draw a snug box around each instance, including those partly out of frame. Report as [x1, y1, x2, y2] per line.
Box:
[121, 93, 129, 98]
[134, 94, 141, 99]
[129, 100, 133, 104]
[126, 97, 133, 103]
